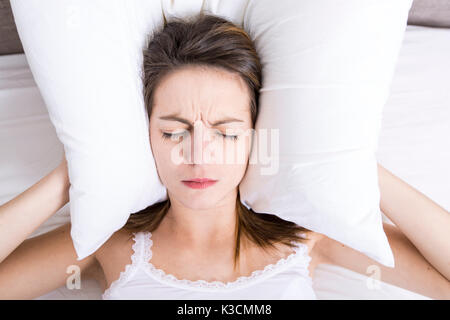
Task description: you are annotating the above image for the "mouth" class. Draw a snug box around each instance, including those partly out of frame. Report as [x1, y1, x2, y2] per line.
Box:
[181, 178, 218, 189]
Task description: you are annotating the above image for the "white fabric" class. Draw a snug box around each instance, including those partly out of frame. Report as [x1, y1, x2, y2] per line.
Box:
[1, 23, 446, 300]
[10, 0, 169, 261]
[9, 0, 413, 267]
[238, 0, 414, 268]
[101, 231, 316, 300]
[0, 53, 72, 237]
[375, 25, 450, 213]
[313, 264, 431, 300]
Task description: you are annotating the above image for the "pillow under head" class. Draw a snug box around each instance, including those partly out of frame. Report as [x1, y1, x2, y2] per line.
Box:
[11, 0, 413, 267]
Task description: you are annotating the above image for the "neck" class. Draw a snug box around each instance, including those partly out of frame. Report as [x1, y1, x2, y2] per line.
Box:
[161, 189, 240, 251]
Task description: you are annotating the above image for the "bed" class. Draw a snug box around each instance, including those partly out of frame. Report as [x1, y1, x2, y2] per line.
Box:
[1, 12, 449, 300]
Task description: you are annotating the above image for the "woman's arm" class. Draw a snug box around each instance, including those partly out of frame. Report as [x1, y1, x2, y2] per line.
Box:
[0, 222, 98, 299]
[377, 164, 450, 280]
[312, 163, 450, 299]
[0, 157, 70, 263]
[0, 156, 98, 299]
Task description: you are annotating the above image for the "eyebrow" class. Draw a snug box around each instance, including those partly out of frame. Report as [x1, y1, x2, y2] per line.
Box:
[158, 114, 245, 127]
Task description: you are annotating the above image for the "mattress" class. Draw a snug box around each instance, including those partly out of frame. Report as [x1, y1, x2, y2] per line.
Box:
[1, 25, 448, 300]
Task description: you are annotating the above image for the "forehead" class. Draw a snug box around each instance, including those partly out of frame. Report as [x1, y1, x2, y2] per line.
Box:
[152, 65, 250, 118]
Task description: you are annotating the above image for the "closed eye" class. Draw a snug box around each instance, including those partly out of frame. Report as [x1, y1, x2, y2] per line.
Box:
[161, 130, 239, 141]
[161, 131, 187, 141]
[218, 132, 239, 141]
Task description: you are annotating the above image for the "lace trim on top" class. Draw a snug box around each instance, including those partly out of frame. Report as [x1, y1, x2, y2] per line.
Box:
[102, 232, 144, 299]
[102, 231, 312, 298]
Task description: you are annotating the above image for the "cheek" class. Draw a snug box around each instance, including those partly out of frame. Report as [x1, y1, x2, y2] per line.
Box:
[149, 130, 167, 165]
[151, 138, 184, 175]
[149, 131, 159, 159]
[222, 133, 253, 164]
[220, 143, 251, 179]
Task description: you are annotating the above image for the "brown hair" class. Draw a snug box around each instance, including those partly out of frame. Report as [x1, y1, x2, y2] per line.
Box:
[123, 13, 310, 270]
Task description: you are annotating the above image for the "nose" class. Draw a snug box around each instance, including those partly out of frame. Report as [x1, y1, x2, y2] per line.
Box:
[192, 120, 205, 164]
[183, 120, 213, 165]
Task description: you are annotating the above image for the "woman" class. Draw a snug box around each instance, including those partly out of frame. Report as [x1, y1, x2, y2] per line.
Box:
[0, 13, 448, 300]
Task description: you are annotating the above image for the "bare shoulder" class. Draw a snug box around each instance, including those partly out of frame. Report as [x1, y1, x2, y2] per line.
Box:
[255, 230, 325, 280]
[92, 227, 135, 291]
[95, 227, 134, 259]
[95, 227, 135, 268]
[300, 230, 326, 254]
[296, 230, 328, 279]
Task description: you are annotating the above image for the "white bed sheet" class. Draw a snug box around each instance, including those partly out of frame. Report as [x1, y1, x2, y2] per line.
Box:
[1, 25, 448, 300]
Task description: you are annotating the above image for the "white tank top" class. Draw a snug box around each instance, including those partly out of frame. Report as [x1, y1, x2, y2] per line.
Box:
[102, 231, 317, 300]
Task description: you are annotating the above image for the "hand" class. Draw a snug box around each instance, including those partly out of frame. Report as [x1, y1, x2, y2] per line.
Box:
[0, 151, 72, 263]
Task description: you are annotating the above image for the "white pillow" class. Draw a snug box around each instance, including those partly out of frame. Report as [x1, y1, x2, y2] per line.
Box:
[11, 0, 412, 266]
[10, 0, 168, 260]
[239, 0, 413, 267]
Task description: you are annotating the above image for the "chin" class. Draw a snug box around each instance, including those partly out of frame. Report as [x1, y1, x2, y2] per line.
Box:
[178, 195, 221, 210]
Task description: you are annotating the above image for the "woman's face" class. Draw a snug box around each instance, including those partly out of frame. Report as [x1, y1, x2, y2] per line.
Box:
[149, 65, 254, 210]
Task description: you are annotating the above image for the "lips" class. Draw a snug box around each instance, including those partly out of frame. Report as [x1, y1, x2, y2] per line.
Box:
[185, 178, 216, 183]
[182, 178, 218, 189]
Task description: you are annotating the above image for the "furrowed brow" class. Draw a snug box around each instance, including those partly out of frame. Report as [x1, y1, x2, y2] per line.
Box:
[158, 115, 244, 127]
